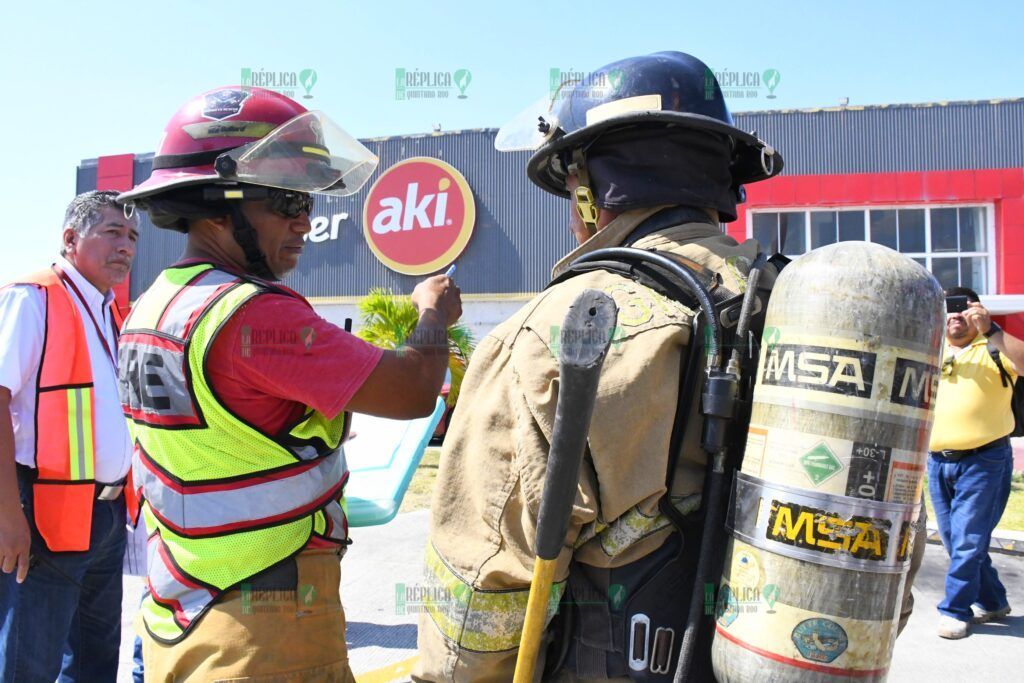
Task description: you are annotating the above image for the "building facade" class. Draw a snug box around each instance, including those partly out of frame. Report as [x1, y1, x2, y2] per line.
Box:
[78, 98, 1024, 341]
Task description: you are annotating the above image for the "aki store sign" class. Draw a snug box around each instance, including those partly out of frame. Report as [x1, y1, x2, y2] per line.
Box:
[362, 157, 476, 275]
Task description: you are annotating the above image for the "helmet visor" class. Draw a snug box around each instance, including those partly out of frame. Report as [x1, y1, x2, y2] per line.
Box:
[222, 111, 378, 196]
[495, 76, 626, 152]
[494, 93, 564, 152]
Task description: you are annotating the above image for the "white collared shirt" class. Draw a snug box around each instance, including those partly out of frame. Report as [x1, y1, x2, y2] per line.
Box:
[0, 257, 132, 482]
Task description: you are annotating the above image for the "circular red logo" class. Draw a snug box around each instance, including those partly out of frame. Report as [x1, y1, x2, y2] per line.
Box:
[362, 157, 476, 275]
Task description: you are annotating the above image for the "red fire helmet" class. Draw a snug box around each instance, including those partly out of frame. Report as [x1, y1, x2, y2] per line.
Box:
[119, 86, 378, 204]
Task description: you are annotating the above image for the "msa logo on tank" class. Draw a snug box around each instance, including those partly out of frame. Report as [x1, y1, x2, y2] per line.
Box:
[362, 157, 476, 275]
[760, 343, 876, 398]
[889, 357, 940, 409]
[766, 500, 889, 561]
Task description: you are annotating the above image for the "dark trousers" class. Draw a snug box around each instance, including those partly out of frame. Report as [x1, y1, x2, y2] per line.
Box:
[0, 468, 126, 683]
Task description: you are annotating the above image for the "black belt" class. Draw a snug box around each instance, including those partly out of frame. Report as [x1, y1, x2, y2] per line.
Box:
[931, 436, 1009, 462]
[15, 464, 126, 501]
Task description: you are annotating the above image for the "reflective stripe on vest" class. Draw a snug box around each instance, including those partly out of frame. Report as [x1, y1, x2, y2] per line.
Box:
[120, 262, 349, 643]
[146, 531, 216, 632]
[422, 542, 566, 653]
[154, 267, 238, 339]
[66, 386, 95, 481]
[321, 491, 349, 543]
[6, 268, 114, 551]
[136, 444, 348, 537]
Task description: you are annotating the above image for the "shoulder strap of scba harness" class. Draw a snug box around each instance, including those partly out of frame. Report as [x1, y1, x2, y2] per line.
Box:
[543, 209, 789, 681]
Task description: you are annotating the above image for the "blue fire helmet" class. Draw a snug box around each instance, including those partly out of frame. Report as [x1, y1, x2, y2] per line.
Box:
[497, 52, 783, 200]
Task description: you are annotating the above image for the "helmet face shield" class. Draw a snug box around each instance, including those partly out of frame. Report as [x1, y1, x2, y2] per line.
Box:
[220, 110, 378, 196]
[494, 93, 562, 152]
[494, 75, 639, 153]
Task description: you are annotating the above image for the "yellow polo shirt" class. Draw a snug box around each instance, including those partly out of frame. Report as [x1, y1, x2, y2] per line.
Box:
[929, 335, 1017, 451]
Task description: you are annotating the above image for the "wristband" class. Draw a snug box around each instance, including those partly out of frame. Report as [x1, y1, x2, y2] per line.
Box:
[985, 322, 1003, 338]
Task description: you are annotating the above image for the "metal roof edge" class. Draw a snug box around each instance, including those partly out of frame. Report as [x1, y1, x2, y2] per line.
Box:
[81, 98, 1023, 165]
[361, 127, 500, 142]
[734, 97, 1024, 117]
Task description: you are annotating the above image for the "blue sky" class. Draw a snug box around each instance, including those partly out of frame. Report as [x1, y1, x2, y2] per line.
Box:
[0, 0, 1021, 281]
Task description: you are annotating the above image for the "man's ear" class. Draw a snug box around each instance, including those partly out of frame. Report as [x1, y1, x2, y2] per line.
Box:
[202, 214, 232, 232]
[62, 227, 77, 254]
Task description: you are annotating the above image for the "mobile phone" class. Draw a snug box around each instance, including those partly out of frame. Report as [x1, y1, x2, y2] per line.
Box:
[945, 295, 969, 313]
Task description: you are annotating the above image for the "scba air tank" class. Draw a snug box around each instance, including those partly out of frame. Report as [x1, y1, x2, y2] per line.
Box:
[711, 242, 944, 682]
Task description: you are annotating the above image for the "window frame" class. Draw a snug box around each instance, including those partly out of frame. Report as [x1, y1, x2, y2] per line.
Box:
[746, 203, 997, 293]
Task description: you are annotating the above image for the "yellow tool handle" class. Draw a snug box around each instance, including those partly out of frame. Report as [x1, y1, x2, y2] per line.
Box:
[513, 558, 558, 683]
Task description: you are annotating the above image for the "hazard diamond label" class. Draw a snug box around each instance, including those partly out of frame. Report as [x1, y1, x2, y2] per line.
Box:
[799, 443, 843, 486]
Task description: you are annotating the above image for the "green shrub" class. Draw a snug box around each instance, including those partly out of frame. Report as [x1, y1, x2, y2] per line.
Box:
[355, 288, 475, 406]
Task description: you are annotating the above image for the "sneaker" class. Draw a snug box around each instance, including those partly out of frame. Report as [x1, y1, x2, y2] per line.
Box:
[971, 604, 1011, 624]
[937, 615, 970, 639]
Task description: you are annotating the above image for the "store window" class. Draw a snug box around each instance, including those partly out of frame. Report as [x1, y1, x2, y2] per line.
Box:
[750, 206, 992, 293]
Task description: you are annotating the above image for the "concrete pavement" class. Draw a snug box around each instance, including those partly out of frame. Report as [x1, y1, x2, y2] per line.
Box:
[118, 510, 1023, 682]
[890, 543, 1023, 682]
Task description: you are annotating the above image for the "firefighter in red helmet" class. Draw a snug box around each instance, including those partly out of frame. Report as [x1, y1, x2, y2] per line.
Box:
[120, 86, 378, 279]
[118, 87, 461, 681]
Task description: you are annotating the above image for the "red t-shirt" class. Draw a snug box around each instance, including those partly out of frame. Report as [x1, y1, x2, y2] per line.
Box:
[207, 292, 382, 434]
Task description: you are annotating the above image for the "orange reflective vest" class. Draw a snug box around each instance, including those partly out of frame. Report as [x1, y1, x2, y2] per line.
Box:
[11, 267, 124, 551]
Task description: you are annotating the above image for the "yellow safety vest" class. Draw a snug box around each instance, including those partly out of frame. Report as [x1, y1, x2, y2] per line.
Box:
[118, 262, 348, 643]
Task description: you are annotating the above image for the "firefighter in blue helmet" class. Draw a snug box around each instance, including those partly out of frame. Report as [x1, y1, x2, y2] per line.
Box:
[415, 51, 778, 682]
[414, 51, 923, 682]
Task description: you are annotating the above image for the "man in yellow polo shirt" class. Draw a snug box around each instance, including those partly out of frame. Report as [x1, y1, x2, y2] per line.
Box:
[929, 286, 1024, 639]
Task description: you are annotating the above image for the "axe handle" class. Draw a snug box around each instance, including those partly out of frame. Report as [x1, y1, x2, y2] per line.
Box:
[513, 289, 617, 683]
[514, 559, 558, 683]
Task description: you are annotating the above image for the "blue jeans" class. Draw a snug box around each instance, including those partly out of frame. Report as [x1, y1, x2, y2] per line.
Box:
[133, 590, 146, 683]
[928, 440, 1013, 622]
[0, 469, 126, 682]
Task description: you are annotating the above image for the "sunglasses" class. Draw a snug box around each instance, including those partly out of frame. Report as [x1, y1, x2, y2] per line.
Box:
[268, 189, 315, 219]
[202, 186, 315, 219]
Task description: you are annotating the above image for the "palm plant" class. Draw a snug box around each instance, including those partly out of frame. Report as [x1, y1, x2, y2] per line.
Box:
[355, 288, 475, 406]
